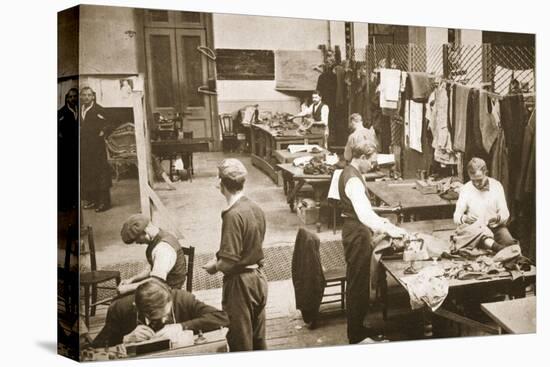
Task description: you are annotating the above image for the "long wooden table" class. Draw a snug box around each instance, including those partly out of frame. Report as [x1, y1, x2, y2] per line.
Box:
[367, 179, 456, 222]
[274, 148, 328, 164]
[378, 222, 536, 337]
[250, 123, 324, 185]
[151, 138, 211, 181]
[81, 328, 227, 361]
[481, 297, 536, 334]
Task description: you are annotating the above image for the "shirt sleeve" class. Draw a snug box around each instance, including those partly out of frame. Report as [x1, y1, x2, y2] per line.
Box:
[494, 181, 510, 224]
[177, 292, 230, 333]
[150, 242, 177, 280]
[344, 177, 391, 233]
[217, 213, 243, 263]
[453, 185, 468, 225]
[296, 105, 312, 117]
[320, 105, 329, 125]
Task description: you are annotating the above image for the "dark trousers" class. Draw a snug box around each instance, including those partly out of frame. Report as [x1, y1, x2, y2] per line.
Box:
[222, 269, 268, 351]
[341, 218, 374, 344]
[492, 225, 518, 247]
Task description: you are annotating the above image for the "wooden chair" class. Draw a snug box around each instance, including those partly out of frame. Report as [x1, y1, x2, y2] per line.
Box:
[178, 241, 195, 292]
[80, 226, 121, 327]
[321, 267, 347, 313]
[219, 113, 239, 152]
[58, 224, 79, 317]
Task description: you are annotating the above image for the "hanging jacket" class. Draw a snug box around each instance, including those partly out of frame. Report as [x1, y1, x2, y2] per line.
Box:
[291, 228, 325, 324]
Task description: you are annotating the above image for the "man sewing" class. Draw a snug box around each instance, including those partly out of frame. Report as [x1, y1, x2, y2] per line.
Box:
[339, 141, 407, 344]
[92, 278, 229, 347]
[203, 159, 268, 351]
[293, 90, 330, 148]
[453, 157, 518, 252]
[343, 113, 379, 162]
[118, 214, 187, 294]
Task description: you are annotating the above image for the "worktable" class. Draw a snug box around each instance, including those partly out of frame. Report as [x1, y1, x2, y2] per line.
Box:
[274, 148, 328, 164]
[81, 328, 227, 361]
[481, 297, 536, 334]
[250, 123, 324, 185]
[151, 138, 210, 181]
[367, 179, 456, 222]
[378, 220, 536, 337]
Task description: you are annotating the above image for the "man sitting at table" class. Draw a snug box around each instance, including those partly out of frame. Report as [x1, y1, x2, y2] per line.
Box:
[453, 157, 518, 253]
[92, 278, 229, 347]
[117, 214, 187, 295]
[344, 113, 378, 162]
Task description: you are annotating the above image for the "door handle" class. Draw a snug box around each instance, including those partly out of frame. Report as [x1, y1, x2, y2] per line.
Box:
[197, 46, 216, 61]
[198, 86, 217, 95]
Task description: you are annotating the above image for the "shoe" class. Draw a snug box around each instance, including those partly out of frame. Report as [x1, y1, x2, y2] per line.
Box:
[94, 204, 111, 212]
[82, 202, 96, 209]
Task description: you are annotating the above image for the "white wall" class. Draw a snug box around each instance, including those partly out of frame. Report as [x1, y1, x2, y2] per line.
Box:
[329, 20, 346, 58]
[353, 22, 369, 61]
[426, 27, 448, 74]
[460, 29, 482, 45]
[213, 14, 332, 114]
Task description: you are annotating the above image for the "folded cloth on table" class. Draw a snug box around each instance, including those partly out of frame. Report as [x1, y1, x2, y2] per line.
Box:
[402, 266, 449, 311]
[293, 155, 313, 166]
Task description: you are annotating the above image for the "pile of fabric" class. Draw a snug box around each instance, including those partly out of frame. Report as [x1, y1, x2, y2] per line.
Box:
[302, 156, 336, 175]
[401, 265, 448, 311]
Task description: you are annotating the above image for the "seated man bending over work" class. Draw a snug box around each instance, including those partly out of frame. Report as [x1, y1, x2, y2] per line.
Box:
[453, 157, 518, 252]
[118, 214, 187, 294]
[344, 113, 378, 162]
[338, 141, 407, 344]
[92, 278, 229, 347]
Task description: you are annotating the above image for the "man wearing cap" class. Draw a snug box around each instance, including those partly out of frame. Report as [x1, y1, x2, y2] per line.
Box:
[202, 158, 268, 351]
[118, 214, 187, 295]
[92, 278, 229, 347]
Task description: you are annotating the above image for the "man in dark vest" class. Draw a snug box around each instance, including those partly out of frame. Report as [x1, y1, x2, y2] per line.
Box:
[293, 90, 330, 148]
[119, 214, 187, 294]
[338, 141, 407, 344]
[58, 88, 79, 212]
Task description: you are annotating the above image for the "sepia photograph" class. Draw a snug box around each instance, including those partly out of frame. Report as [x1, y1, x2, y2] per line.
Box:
[56, 1, 537, 362]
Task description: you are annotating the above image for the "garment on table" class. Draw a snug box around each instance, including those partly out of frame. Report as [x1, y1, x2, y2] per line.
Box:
[401, 266, 449, 311]
[222, 268, 268, 351]
[479, 91, 500, 154]
[428, 85, 458, 165]
[335, 65, 346, 106]
[407, 72, 435, 102]
[344, 126, 379, 161]
[146, 229, 187, 289]
[92, 290, 229, 347]
[490, 129, 510, 205]
[452, 221, 494, 253]
[80, 102, 113, 204]
[291, 228, 325, 324]
[452, 85, 471, 152]
[379, 68, 402, 109]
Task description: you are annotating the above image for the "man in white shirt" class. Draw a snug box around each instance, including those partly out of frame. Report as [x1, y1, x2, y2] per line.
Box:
[453, 158, 518, 252]
[293, 90, 330, 148]
[344, 113, 379, 162]
[338, 141, 407, 344]
[118, 214, 188, 294]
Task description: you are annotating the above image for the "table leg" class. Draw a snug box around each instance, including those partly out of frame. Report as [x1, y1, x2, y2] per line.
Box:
[311, 182, 325, 232]
[288, 180, 305, 213]
[422, 309, 434, 338]
[379, 267, 389, 321]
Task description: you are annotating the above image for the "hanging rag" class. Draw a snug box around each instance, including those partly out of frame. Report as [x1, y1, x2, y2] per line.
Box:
[379, 68, 402, 109]
[452, 84, 471, 152]
[334, 65, 346, 106]
[515, 109, 536, 200]
[407, 72, 435, 102]
[408, 100, 424, 153]
[479, 91, 500, 154]
[429, 85, 458, 165]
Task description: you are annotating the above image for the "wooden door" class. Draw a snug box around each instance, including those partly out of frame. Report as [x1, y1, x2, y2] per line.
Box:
[175, 29, 212, 139]
[144, 28, 181, 119]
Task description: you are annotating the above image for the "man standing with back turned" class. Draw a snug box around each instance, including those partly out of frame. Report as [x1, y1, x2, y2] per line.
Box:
[203, 158, 268, 351]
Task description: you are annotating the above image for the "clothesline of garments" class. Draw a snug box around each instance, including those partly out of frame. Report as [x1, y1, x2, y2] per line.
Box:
[375, 68, 534, 195]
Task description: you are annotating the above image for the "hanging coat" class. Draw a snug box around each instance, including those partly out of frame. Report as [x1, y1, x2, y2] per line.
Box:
[291, 228, 325, 324]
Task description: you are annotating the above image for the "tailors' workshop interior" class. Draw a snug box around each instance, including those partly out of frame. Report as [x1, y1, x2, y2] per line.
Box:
[57, 5, 536, 360]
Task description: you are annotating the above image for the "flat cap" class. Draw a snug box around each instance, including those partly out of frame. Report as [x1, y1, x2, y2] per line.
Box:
[120, 214, 149, 244]
[218, 158, 247, 181]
